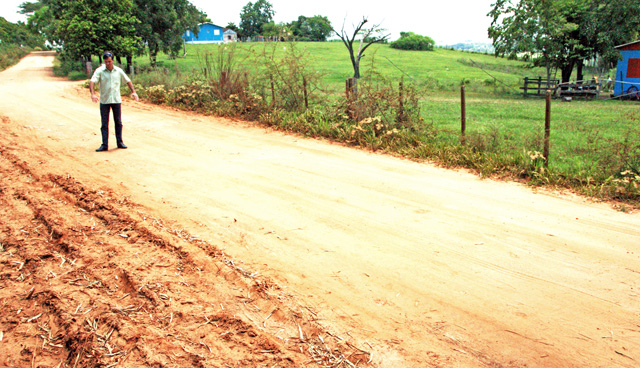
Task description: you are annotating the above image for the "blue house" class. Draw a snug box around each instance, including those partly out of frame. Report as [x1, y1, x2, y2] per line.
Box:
[613, 40, 640, 98]
[183, 23, 224, 44]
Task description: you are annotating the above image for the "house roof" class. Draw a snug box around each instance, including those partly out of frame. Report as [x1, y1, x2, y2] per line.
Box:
[615, 40, 640, 51]
[198, 22, 223, 28]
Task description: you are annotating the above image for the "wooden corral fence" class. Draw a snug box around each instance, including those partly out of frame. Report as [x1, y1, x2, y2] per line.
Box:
[521, 77, 558, 97]
[522, 77, 602, 99]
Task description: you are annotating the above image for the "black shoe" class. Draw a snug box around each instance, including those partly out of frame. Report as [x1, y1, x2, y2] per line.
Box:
[117, 142, 127, 149]
[96, 145, 108, 152]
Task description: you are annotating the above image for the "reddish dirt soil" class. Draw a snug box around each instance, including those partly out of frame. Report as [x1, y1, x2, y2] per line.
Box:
[1, 52, 640, 368]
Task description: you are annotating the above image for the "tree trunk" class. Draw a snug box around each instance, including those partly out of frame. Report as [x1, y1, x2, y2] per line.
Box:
[149, 43, 158, 67]
[560, 62, 574, 83]
[576, 59, 584, 83]
[84, 56, 93, 79]
[353, 63, 360, 79]
[347, 45, 360, 79]
[126, 55, 133, 74]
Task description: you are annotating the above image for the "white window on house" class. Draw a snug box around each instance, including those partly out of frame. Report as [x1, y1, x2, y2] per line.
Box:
[214, 29, 221, 35]
[186, 30, 191, 36]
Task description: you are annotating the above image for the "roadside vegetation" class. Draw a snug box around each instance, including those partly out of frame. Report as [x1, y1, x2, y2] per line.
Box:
[0, 43, 31, 70]
[0, 16, 45, 70]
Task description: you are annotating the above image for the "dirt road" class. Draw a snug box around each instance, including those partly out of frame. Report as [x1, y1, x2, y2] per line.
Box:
[1, 52, 639, 367]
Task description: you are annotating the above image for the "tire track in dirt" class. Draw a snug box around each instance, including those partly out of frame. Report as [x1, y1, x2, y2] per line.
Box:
[0, 149, 373, 367]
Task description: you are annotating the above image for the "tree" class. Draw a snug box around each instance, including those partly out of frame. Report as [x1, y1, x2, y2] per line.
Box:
[20, 0, 140, 62]
[18, 1, 42, 14]
[134, 0, 206, 66]
[20, 0, 59, 47]
[0, 17, 45, 48]
[239, 0, 274, 38]
[226, 22, 240, 33]
[289, 15, 332, 41]
[333, 17, 389, 79]
[389, 32, 435, 51]
[261, 21, 290, 41]
[586, 0, 640, 73]
[488, 0, 640, 83]
[51, 0, 139, 62]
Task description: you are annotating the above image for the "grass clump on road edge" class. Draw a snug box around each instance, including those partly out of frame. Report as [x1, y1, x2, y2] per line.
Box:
[88, 43, 640, 207]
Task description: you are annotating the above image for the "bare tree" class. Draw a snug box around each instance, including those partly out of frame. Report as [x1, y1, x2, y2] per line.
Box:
[333, 17, 390, 79]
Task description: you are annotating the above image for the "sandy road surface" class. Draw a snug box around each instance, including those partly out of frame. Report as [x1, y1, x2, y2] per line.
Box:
[2, 52, 640, 367]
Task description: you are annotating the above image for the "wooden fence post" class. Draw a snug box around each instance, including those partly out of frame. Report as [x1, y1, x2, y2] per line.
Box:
[219, 71, 228, 97]
[270, 76, 276, 108]
[538, 76, 542, 93]
[303, 76, 308, 110]
[461, 85, 466, 145]
[345, 78, 357, 99]
[397, 78, 405, 124]
[346, 78, 357, 119]
[523, 77, 528, 96]
[543, 90, 551, 167]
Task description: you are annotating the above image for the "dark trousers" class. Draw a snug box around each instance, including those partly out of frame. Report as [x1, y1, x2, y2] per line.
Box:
[100, 103, 123, 146]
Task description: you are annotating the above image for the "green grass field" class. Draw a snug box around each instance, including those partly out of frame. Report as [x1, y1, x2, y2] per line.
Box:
[128, 42, 640, 204]
[137, 42, 542, 92]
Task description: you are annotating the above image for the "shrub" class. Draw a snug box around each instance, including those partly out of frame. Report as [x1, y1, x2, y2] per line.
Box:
[255, 43, 324, 112]
[52, 52, 87, 78]
[145, 85, 168, 104]
[168, 80, 214, 110]
[344, 75, 423, 130]
[390, 32, 435, 51]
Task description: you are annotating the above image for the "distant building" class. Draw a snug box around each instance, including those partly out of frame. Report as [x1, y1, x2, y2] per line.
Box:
[223, 29, 238, 42]
[183, 23, 224, 44]
[613, 40, 640, 98]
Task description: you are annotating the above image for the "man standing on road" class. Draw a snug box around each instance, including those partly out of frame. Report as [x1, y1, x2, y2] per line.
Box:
[90, 51, 139, 152]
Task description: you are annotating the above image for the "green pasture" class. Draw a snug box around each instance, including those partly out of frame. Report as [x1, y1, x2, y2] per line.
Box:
[134, 42, 542, 93]
[421, 94, 639, 179]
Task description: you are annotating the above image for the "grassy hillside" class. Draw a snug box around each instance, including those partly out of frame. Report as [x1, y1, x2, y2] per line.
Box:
[134, 42, 544, 93]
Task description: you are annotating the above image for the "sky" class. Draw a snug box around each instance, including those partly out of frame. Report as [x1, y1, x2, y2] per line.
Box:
[0, 0, 496, 45]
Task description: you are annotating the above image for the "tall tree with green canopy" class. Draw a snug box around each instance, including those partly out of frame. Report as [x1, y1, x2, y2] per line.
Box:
[587, 0, 640, 72]
[0, 17, 45, 48]
[489, 0, 640, 83]
[239, 0, 274, 38]
[289, 15, 332, 41]
[56, 0, 139, 62]
[133, 0, 206, 66]
[20, 0, 62, 47]
[20, 0, 139, 63]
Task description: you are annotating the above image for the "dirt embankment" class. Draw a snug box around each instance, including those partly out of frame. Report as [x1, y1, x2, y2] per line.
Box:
[0, 147, 371, 367]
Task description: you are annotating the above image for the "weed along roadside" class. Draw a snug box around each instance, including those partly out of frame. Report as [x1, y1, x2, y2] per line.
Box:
[72, 42, 640, 207]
